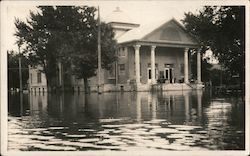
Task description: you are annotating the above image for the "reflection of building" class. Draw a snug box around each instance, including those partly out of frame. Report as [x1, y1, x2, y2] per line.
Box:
[28, 7, 203, 92]
[29, 93, 48, 115]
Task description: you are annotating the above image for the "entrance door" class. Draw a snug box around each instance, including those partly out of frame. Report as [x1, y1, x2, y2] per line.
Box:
[164, 68, 173, 83]
[147, 68, 152, 83]
[164, 68, 170, 81]
[169, 68, 173, 83]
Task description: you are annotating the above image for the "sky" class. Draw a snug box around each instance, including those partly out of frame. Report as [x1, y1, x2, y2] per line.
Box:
[3, 1, 204, 52]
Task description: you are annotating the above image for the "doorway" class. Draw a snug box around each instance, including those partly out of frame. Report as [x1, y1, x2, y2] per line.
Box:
[164, 68, 173, 83]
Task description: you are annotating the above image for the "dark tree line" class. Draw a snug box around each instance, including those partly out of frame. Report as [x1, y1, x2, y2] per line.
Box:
[8, 50, 29, 90]
[183, 6, 245, 89]
[14, 6, 117, 92]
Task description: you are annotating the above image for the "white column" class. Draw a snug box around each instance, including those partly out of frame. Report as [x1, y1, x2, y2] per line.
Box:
[197, 49, 202, 84]
[134, 45, 141, 84]
[184, 48, 189, 83]
[151, 46, 156, 84]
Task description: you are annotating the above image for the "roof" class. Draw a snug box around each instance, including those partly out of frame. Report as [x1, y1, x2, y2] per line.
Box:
[117, 18, 168, 43]
[117, 18, 198, 47]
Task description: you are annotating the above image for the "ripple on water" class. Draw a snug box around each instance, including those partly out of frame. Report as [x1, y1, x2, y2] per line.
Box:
[32, 144, 76, 151]
[99, 118, 130, 123]
[102, 124, 123, 128]
[48, 127, 66, 130]
[123, 124, 149, 128]
[78, 129, 95, 132]
[150, 128, 179, 134]
[66, 134, 87, 138]
[144, 119, 166, 124]
[78, 138, 100, 143]
[168, 125, 202, 129]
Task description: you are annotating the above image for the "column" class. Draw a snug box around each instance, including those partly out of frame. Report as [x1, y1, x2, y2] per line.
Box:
[197, 49, 202, 84]
[151, 46, 156, 84]
[184, 48, 189, 84]
[134, 45, 141, 84]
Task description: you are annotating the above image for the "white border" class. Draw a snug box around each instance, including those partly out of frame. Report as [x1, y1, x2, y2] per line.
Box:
[1, 0, 249, 156]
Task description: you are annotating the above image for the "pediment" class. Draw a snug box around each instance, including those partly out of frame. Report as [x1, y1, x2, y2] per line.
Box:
[142, 19, 197, 45]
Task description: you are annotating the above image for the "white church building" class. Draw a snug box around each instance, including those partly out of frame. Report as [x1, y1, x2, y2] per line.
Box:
[28, 7, 204, 92]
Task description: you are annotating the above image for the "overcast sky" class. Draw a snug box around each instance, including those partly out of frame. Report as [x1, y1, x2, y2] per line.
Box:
[3, 1, 205, 52]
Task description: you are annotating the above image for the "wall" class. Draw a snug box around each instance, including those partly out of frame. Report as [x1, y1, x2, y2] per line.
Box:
[29, 65, 47, 92]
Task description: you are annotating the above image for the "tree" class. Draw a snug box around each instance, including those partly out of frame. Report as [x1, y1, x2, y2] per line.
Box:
[15, 6, 117, 92]
[72, 22, 117, 93]
[182, 6, 245, 89]
[8, 50, 29, 90]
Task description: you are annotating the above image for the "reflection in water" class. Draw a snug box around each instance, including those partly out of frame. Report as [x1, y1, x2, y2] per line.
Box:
[8, 90, 245, 151]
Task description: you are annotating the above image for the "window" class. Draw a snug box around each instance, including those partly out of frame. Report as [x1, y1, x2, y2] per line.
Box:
[37, 72, 42, 83]
[165, 69, 169, 79]
[118, 47, 126, 57]
[119, 64, 125, 75]
[148, 69, 151, 79]
[119, 64, 125, 70]
[165, 63, 173, 68]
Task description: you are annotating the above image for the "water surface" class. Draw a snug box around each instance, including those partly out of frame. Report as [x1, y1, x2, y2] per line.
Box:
[8, 90, 245, 151]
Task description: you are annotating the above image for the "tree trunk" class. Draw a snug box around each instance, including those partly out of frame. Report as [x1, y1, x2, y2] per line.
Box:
[46, 75, 51, 93]
[83, 77, 89, 94]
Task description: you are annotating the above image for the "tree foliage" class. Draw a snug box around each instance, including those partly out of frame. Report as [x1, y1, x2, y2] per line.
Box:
[182, 6, 245, 87]
[15, 6, 117, 90]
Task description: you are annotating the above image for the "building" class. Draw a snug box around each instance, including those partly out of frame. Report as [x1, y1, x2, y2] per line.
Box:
[28, 7, 203, 93]
[28, 65, 48, 92]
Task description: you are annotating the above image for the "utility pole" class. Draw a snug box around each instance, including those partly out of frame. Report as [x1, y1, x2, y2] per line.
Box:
[18, 44, 23, 116]
[97, 6, 102, 94]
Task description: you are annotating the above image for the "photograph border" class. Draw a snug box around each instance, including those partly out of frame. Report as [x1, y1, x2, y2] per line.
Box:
[1, 0, 249, 156]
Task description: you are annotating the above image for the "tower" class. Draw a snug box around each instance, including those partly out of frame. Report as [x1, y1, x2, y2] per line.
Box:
[105, 7, 140, 39]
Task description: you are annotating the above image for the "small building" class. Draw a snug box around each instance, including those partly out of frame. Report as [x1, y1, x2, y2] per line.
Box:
[28, 7, 203, 93]
[28, 65, 48, 92]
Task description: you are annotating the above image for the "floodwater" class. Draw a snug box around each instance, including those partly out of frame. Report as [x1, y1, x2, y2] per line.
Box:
[8, 90, 245, 151]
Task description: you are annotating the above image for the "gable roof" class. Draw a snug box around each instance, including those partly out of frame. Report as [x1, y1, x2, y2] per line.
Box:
[117, 18, 199, 47]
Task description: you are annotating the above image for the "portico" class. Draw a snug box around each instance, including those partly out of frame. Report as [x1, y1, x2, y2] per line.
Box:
[132, 43, 202, 88]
